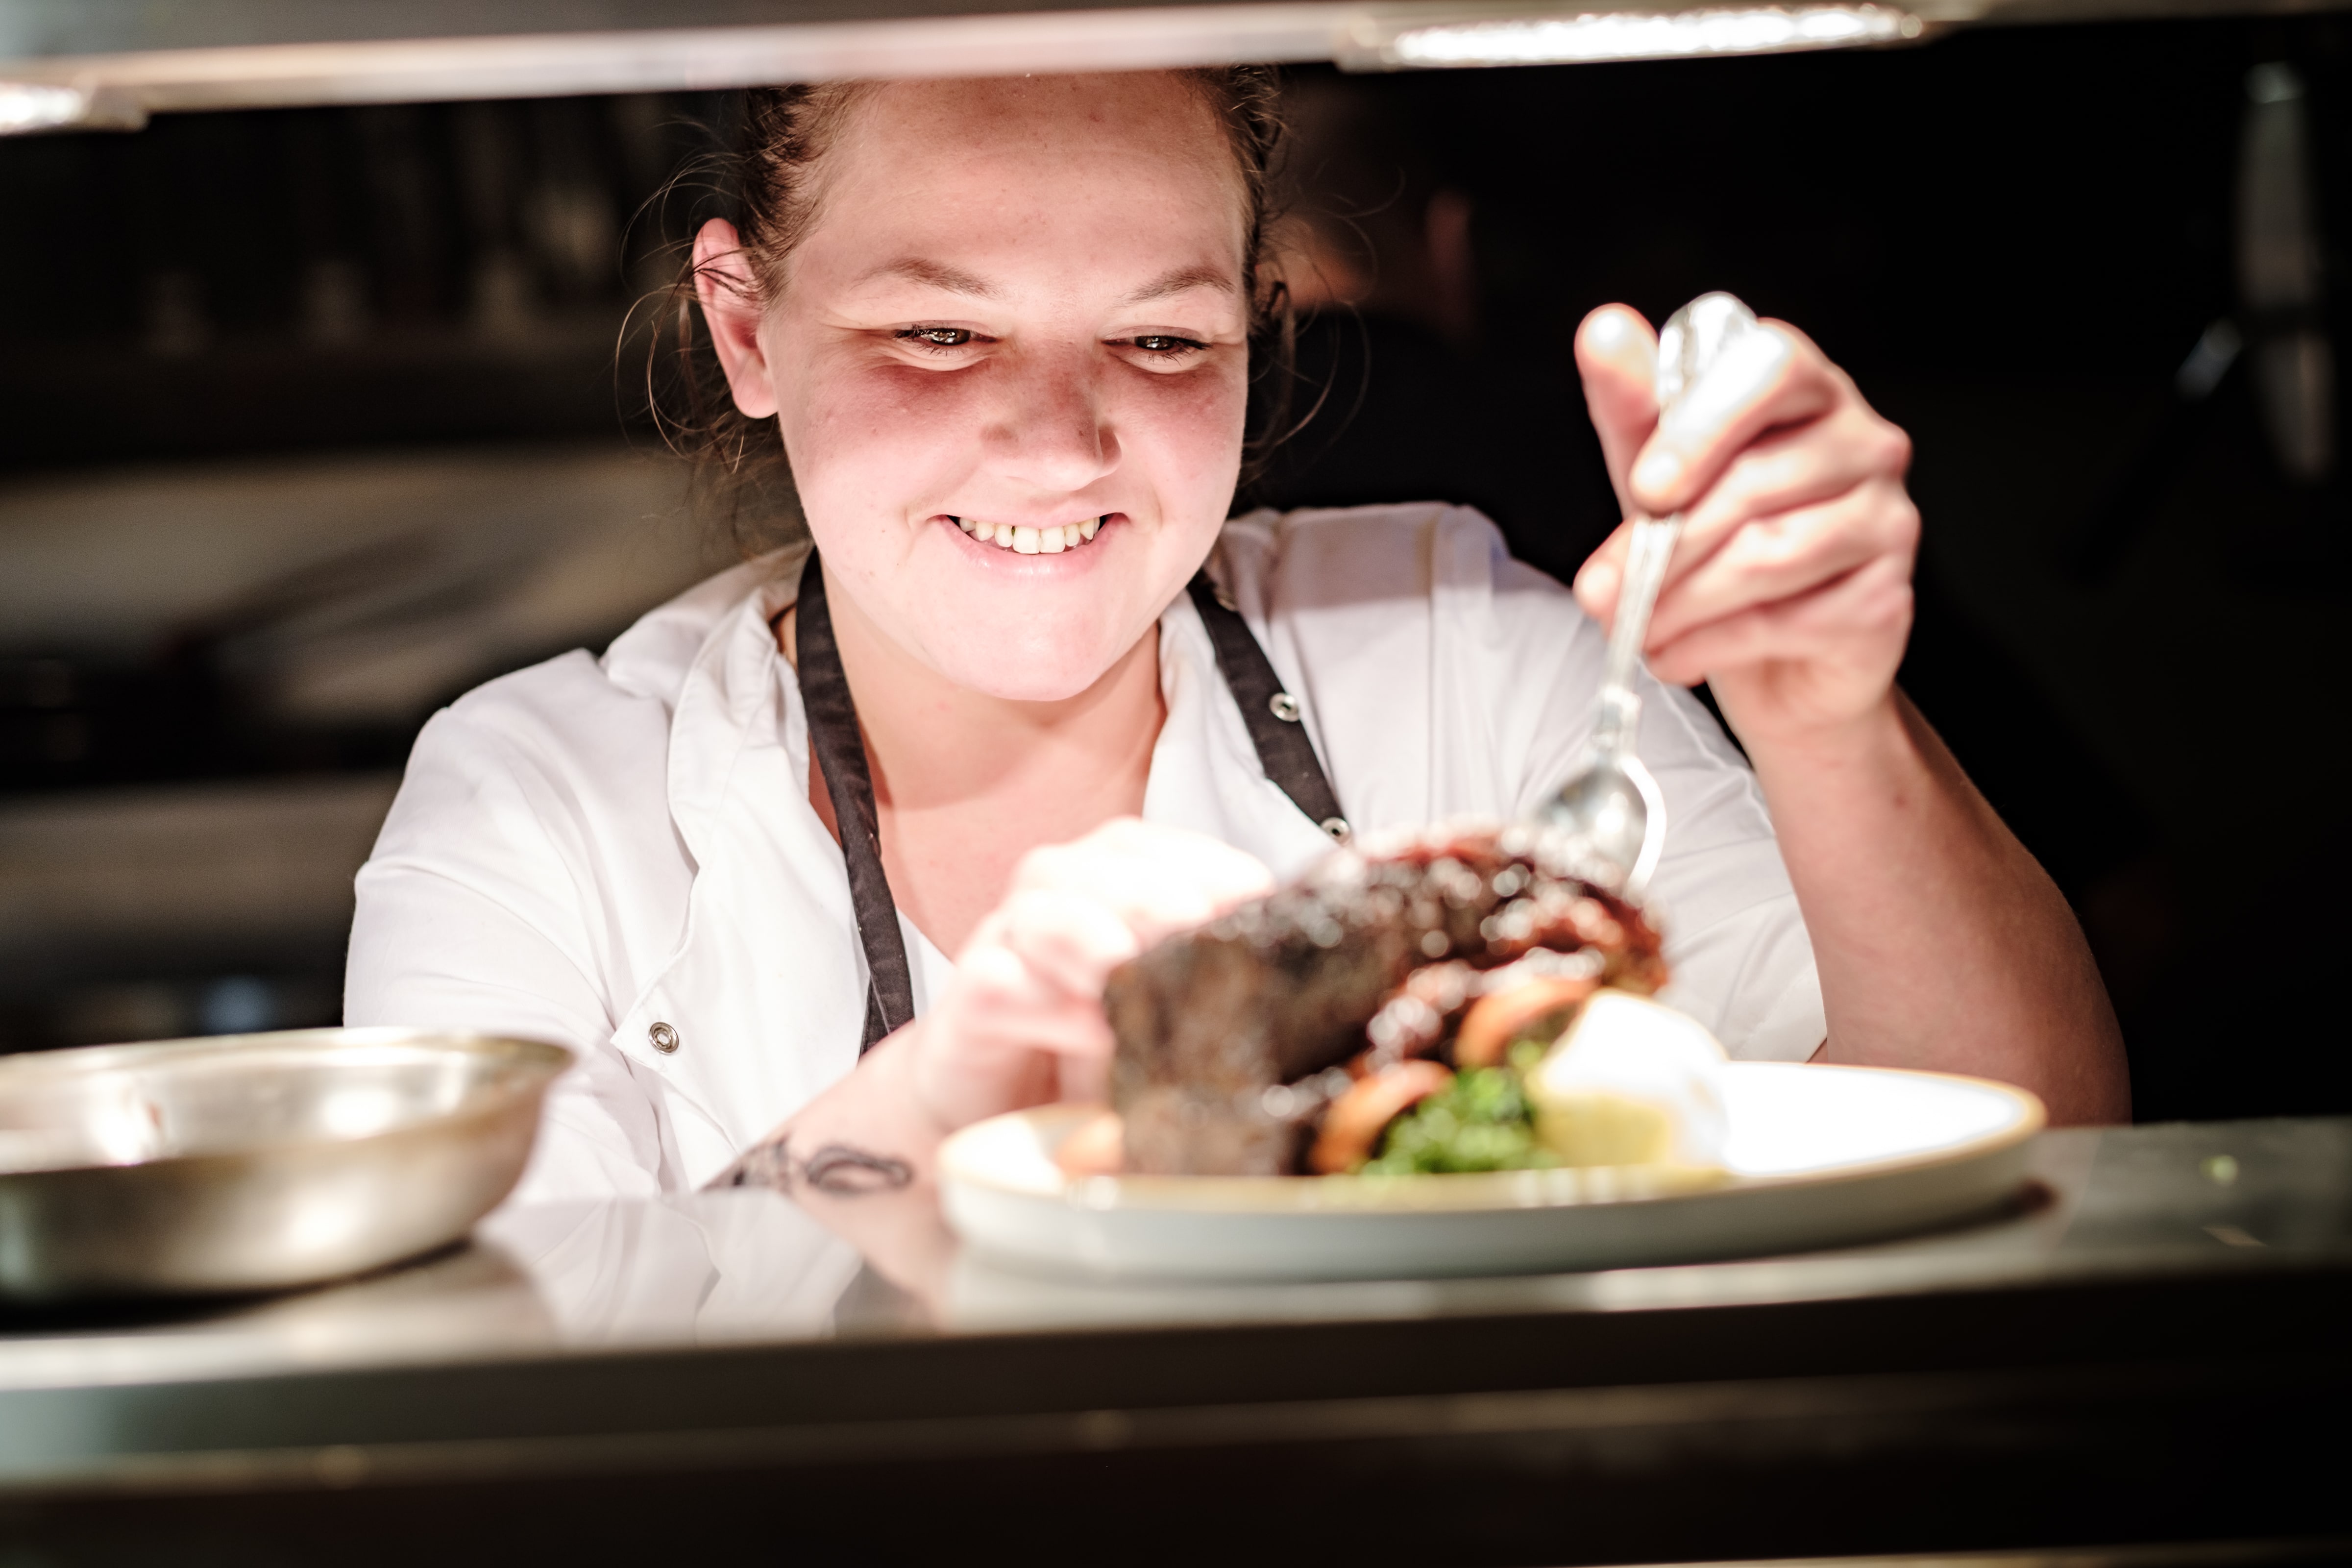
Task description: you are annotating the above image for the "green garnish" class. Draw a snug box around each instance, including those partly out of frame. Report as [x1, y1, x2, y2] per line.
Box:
[1360, 1063, 1558, 1175]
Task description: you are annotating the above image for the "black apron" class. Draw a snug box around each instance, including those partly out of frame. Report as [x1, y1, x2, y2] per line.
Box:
[793, 548, 1348, 1054]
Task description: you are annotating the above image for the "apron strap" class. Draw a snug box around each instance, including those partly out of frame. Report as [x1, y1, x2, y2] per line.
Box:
[794, 552, 917, 1054]
[1186, 571, 1351, 844]
[792, 550, 1352, 1057]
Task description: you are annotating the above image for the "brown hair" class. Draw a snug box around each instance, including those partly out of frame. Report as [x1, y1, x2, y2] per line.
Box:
[643, 70, 1295, 556]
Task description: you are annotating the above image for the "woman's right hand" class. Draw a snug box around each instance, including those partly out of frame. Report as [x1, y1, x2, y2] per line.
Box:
[899, 817, 1274, 1136]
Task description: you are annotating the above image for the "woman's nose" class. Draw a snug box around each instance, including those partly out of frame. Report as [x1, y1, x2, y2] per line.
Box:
[987, 346, 1119, 491]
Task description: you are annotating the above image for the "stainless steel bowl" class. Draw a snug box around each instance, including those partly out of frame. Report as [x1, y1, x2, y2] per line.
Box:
[0, 1027, 571, 1300]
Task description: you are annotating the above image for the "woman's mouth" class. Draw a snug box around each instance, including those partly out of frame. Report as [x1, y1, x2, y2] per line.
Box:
[952, 515, 1106, 554]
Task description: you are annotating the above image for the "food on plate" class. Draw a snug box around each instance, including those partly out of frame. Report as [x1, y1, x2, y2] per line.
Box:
[1354, 1056, 1552, 1175]
[1309, 1058, 1453, 1174]
[1054, 1108, 1127, 1177]
[1100, 823, 1714, 1177]
[1453, 974, 1597, 1069]
[1523, 989, 1728, 1167]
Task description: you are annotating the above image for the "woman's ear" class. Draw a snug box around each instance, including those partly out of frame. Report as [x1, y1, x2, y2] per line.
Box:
[692, 219, 779, 419]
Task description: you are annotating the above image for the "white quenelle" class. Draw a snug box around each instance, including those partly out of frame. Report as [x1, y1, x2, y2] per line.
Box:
[1524, 989, 1730, 1168]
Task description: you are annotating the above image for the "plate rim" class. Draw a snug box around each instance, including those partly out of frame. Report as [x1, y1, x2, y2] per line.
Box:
[939, 1061, 2047, 1216]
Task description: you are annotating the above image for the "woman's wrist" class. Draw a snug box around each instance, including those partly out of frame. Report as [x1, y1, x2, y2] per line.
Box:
[1733, 690, 1916, 796]
[861, 1019, 961, 1152]
[724, 1020, 955, 1193]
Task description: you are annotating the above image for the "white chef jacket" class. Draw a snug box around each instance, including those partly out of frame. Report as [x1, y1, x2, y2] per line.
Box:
[347, 502, 1826, 1204]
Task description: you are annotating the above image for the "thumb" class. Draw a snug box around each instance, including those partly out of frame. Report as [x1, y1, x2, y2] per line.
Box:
[1574, 304, 1660, 516]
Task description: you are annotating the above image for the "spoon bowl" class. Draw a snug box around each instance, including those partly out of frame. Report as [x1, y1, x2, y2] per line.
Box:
[1549, 747, 1666, 897]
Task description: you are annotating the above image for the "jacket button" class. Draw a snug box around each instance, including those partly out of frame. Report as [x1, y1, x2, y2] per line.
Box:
[1269, 691, 1301, 723]
[1321, 816, 1352, 842]
[649, 1021, 680, 1054]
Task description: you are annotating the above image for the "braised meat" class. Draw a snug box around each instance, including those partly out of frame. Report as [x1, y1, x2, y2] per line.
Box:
[1103, 824, 1666, 1175]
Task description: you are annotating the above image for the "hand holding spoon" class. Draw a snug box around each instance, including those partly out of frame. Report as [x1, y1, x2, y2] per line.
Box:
[1546, 292, 1764, 900]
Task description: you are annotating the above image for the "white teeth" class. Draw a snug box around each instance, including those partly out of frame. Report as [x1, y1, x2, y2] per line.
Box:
[963, 517, 1106, 551]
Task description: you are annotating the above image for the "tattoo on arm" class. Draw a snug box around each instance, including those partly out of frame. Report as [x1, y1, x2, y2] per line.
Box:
[717, 1136, 797, 1191]
[800, 1143, 915, 1193]
[715, 1135, 913, 1196]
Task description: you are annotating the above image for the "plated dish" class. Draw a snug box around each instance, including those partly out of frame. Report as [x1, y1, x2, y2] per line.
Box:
[941, 1064, 2044, 1280]
[942, 822, 2046, 1281]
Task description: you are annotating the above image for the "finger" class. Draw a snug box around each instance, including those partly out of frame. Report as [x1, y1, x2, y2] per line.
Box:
[1646, 481, 1919, 650]
[1646, 553, 1915, 687]
[1574, 305, 1660, 513]
[1017, 849, 1264, 944]
[1013, 820, 1273, 936]
[1123, 832, 1276, 935]
[991, 886, 1144, 994]
[1628, 321, 1842, 518]
[1572, 516, 1636, 629]
[1662, 403, 1912, 586]
[1056, 1052, 1111, 1105]
[947, 941, 1117, 1055]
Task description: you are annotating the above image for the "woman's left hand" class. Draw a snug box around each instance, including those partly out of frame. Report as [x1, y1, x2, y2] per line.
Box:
[1571, 304, 1920, 754]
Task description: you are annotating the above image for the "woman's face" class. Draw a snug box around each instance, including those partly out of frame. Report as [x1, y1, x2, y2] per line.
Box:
[711, 74, 1252, 702]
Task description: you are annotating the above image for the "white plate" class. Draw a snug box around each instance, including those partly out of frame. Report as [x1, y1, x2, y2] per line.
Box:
[939, 1062, 2045, 1281]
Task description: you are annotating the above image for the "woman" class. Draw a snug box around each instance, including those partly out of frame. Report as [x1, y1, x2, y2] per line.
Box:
[346, 69, 2128, 1204]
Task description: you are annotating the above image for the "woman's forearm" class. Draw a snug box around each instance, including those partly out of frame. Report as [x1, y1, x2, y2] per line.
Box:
[710, 1026, 962, 1314]
[718, 1024, 950, 1190]
[1743, 691, 2130, 1125]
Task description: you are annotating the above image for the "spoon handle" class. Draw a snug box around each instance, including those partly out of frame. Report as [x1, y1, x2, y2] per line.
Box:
[1591, 512, 1679, 756]
[1586, 292, 1763, 759]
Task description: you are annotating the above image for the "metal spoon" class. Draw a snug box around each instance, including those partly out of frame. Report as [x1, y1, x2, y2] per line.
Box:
[1546, 292, 1764, 900]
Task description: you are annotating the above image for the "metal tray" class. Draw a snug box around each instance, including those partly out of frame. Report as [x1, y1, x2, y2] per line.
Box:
[0, 1027, 569, 1301]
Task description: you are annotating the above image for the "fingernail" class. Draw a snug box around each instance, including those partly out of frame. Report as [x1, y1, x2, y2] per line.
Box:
[1634, 449, 1681, 495]
[1586, 309, 1636, 351]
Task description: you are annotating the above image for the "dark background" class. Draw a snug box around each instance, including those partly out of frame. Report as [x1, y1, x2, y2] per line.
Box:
[0, 17, 2345, 1121]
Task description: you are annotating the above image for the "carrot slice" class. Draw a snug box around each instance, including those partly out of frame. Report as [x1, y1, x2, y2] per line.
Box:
[1310, 1059, 1454, 1175]
[1452, 976, 1597, 1069]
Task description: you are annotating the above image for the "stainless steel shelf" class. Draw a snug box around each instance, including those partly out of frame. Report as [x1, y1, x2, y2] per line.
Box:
[4, 0, 2348, 132]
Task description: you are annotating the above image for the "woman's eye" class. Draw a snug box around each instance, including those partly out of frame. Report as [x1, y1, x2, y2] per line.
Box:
[1125, 334, 1208, 357]
[896, 326, 974, 353]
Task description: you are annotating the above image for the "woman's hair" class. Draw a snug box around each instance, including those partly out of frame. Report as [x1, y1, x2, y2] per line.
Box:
[642, 69, 1295, 557]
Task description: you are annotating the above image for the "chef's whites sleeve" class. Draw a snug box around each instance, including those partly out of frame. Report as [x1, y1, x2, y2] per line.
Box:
[346, 705, 666, 1202]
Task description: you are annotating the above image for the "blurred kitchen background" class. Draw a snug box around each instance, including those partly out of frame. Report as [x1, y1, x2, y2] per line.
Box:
[0, 18, 2344, 1122]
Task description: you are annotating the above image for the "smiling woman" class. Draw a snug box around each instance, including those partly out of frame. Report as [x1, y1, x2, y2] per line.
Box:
[659, 73, 1287, 571]
[344, 66, 2126, 1209]
[691, 75, 1261, 706]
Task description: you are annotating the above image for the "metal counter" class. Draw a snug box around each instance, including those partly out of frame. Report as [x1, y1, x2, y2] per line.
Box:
[0, 1117, 2346, 1564]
